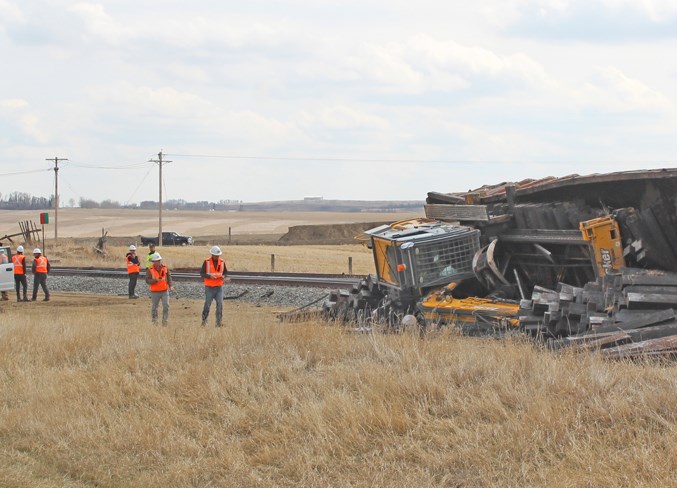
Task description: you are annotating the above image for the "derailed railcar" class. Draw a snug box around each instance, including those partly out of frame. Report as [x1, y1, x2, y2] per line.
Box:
[320, 169, 677, 347]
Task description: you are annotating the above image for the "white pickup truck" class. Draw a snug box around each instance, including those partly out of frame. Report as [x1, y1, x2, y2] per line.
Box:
[0, 246, 15, 292]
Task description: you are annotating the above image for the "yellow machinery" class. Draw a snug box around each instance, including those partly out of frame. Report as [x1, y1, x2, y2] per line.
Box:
[580, 216, 625, 277]
[343, 218, 521, 332]
[325, 215, 626, 334]
[417, 282, 520, 333]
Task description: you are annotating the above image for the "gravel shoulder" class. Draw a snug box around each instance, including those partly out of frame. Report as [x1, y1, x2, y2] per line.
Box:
[43, 275, 332, 310]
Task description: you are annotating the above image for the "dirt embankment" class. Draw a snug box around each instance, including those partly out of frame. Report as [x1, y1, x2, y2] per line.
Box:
[279, 222, 390, 244]
[68, 222, 388, 248]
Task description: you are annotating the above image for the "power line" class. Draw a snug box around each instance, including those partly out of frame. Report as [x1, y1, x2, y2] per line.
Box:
[124, 164, 156, 207]
[66, 160, 153, 170]
[165, 153, 509, 163]
[165, 153, 677, 165]
[0, 168, 52, 177]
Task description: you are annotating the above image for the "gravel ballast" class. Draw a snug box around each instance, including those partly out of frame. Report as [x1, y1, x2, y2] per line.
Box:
[42, 275, 333, 310]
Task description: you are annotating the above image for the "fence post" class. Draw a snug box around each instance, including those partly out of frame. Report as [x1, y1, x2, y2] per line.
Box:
[271, 254, 275, 273]
[348, 256, 353, 275]
[228, 226, 232, 244]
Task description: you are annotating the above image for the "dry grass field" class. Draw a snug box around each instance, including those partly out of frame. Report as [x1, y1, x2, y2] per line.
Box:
[0, 294, 675, 487]
[0, 208, 419, 239]
[1, 207, 414, 274]
[44, 240, 375, 275]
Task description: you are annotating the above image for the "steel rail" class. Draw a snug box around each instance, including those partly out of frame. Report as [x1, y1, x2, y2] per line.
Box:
[50, 267, 361, 288]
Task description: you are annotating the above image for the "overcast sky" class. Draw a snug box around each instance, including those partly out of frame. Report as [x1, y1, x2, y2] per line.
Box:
[1, 0, 677, 204]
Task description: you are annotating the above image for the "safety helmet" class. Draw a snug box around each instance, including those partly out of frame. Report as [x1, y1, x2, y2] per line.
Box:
[151, 253, 162, 261]
[128, 245, 137, 251]
[210, 245, 222, 256]
[17, 245, 24, 253]
[33, 248, 42, 254]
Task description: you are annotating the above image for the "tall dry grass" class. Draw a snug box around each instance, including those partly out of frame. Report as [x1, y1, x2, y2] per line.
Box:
[43, 240, 374, 274]
[0, 295, 675, 487]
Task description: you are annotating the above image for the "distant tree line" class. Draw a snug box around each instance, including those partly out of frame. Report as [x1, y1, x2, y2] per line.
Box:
[0, 192, 53, 210]
[0, 192, 418, 212]
[79, 198, 242, 210]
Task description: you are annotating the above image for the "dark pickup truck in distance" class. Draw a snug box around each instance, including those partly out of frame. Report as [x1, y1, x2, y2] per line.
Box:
[140, 232, 193, 246]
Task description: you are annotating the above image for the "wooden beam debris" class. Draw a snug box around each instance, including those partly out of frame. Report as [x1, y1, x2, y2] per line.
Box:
[520, 268, 677, 360]
[601, 336, 677, 360]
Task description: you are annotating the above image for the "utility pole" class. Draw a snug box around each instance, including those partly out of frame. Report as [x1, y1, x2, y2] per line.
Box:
[46, 156, 68, 243]
[149, 151, 171, 246]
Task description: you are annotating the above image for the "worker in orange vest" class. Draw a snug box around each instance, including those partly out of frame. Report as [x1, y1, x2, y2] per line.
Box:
[12, 245, 28, 302]
[145, 253, 174, 326]
[31, 248, 50, 301]
[126, 245, 141, 299]
[200, 245, 230, 327]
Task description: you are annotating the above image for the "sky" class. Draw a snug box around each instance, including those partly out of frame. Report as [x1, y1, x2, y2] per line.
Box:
[1, 0, 677, 205]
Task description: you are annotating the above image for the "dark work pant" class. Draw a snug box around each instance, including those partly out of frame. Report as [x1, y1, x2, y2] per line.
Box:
[32, 273, 49, 300]
[14, 275, 27, 299]
[128, 272, 139, 297]
[202, 286, 223, 325]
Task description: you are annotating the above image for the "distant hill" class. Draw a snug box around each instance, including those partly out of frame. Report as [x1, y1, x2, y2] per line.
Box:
[224, 199, 424, 213]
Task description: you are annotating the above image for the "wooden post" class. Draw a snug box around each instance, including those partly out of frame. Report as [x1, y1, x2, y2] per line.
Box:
[348, 256, 353, 275]
[506, 184, 517, 210]
[228, 226, 232, 244]
[271, 254, 275, 273]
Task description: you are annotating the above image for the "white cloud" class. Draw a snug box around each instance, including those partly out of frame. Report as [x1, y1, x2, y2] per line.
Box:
[85, 82, 299, 146]
[69, 2, 303, 52]
[0, 98, 49, 144]
[505, 0, 677, 40]
[0, 0, 24, 25]
[2, 0, 677, 204]
[574, 67, 672, 113]
[69, 2, 131, 45]
[406, 34, 549, 86]
[297, 105, 390, 131]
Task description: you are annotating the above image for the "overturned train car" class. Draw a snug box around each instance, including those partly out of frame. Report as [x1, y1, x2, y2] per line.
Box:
[323, 168, 677, 342]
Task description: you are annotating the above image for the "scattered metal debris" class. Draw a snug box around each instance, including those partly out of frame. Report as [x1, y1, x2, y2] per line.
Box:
[317, 169, 677, 360]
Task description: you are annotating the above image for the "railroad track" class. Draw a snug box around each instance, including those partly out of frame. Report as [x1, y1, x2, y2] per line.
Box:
[51, 267, 361, 288]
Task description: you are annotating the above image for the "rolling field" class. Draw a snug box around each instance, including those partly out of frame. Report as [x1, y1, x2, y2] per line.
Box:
[1, 208, 415, 274]
[0, 295, 675, 487]
[0, 208, 420, 239]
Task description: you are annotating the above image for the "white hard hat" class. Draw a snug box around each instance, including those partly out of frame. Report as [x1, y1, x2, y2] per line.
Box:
[128, 245, 137, 251]
[151, 252, 162, 261]
[33, 248, 42, 254]
[17, 245, 24, 253]
[210, 245, 222, 256]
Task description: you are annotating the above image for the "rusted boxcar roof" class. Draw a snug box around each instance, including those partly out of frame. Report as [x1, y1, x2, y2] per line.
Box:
[428, 168, 677, 207]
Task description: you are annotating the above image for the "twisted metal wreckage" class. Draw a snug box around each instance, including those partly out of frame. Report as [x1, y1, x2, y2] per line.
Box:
[301, 168, 677, 360]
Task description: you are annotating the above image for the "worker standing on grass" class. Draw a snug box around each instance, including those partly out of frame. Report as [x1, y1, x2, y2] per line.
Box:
[145, 253, 173, 326]
[200, 245, 230, 327]
[145, 242, 156, 269]
[126, 245, 141, 299]
[31, 248, 50, 301]
[12, 245, 28, 302]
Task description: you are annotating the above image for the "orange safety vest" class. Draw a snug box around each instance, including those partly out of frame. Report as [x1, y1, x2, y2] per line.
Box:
[126, 254, 140, 274]
[34, 256, 48, 274]
[12, 254, 26, 275]
[204, 257, 225, 287]
[148, 264, 169, 292]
